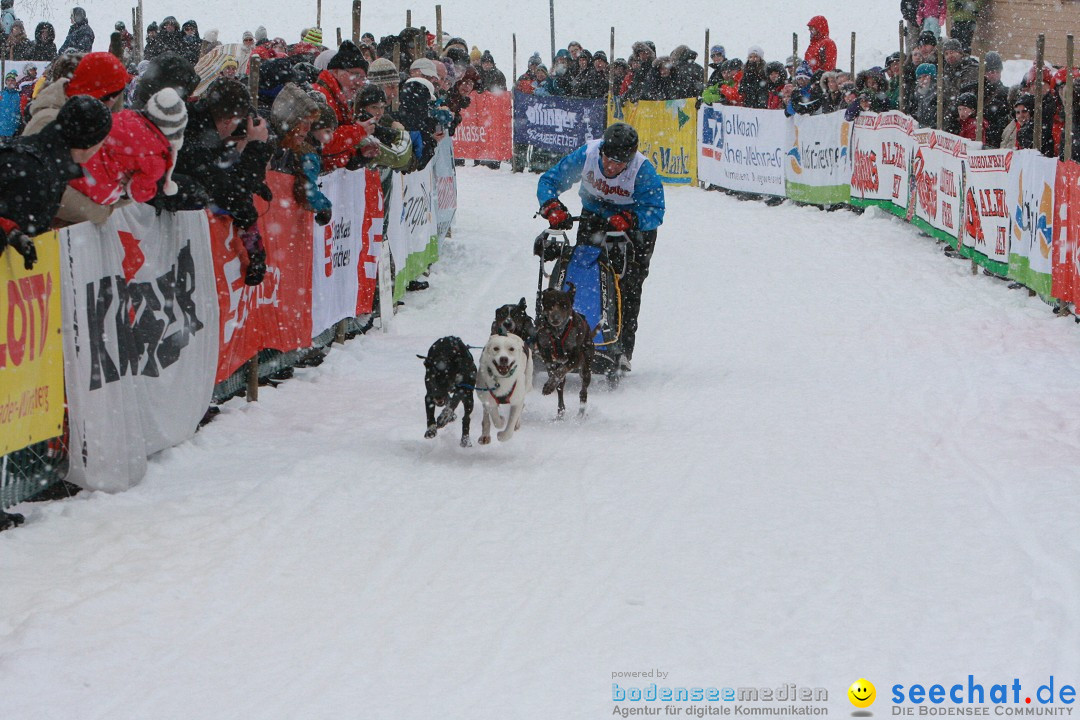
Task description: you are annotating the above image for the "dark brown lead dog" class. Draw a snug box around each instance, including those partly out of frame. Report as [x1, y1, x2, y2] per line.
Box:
[536, 284, 594, 418]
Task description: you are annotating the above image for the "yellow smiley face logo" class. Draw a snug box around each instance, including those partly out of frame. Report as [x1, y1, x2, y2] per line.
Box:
[848, 679, 876, 708]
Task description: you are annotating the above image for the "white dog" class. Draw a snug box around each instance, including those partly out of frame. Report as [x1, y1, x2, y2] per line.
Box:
[476, 333, 533, 444]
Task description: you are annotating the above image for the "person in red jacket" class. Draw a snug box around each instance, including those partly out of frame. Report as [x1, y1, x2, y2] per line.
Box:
[804, 15, 837, 77]
[313, 40, 377, 170]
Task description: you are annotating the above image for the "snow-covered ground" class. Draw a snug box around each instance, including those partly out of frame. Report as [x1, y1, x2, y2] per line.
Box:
[3, 166, 1080, 719]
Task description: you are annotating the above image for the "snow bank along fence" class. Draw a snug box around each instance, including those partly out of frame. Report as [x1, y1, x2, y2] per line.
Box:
[0, 140, 457, 506]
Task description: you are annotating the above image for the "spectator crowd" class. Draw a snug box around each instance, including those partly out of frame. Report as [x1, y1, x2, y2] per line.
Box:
[0, 0, 1071, 290]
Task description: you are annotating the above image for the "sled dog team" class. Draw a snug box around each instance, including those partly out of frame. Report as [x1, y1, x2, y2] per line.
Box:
[418, 285, 597, 447]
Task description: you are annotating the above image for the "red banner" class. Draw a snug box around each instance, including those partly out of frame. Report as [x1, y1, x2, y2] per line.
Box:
[1052, 160, 1080, 305]
[453, 91, 512, 161]
[357, 168, 383, 315]
[210, 171, 313, 383]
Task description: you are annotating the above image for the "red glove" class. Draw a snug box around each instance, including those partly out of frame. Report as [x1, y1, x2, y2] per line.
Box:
[607, 210, 636, 233]
[539, 199, 572, 230]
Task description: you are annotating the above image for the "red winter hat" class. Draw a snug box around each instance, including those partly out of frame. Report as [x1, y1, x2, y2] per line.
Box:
[66, 52, 132, 99]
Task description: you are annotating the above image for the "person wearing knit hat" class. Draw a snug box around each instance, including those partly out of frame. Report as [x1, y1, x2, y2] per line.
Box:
[220, 55, 239, 79]
[302, 27, 322, 47]
[528, 52, 541, 68]
[469, 46, 482, 66]
[68, 87, 187, 210]
[66, 51, 132, 101]
[314, 39, 378, 170]
[326, 40, 367, 72]
[144, 87, 187, 195]
[314, 48, 337, 71]
[747, 45, 764, 61]
[368, 57, 399, 87]
[255, 26, 267, 43]
[941, 37, 963, 55]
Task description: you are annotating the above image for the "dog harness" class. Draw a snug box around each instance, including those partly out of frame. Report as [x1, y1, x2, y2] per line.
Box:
[489, 380, 518, 406]
[543, 317, 576, 362]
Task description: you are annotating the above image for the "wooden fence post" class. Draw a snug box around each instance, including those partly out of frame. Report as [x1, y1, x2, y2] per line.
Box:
[850, 31, 856, 78]
[936, 41, 944, 130]
[898, 21, 905, 112]
[976, 54, 985, 144]
[352, 0, 361, 43]
[1066, 35, 1075, 163]
[1034, 34, 1045, 153]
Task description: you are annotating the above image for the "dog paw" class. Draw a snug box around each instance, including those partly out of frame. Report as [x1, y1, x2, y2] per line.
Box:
[497, 429, 513, 441]
[424, 426, 437, 439]
[478, 435, 491, 445]
[555, 407, 566, 421]
[460, 436, 472, 448]
[577, 405, 587, 420]
[541, 380, 556, 395]
[436, 410, 456, 428]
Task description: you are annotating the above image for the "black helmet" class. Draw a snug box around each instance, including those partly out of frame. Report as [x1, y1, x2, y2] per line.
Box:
[601, 122, 638, 163]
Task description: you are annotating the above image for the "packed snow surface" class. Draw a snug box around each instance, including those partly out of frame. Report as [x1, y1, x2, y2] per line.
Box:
[3, 166, 1080, 719]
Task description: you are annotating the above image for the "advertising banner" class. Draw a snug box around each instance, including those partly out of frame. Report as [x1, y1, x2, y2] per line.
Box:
[848, 111, 915, 215]
[386, 168, 439, 301]
[513, 91, 606, 155]
[60, 205, 219, 492]
[1007, 150, 1058, 298]
[454, 90, 513, 161]
[616, 99, 698, 185]
[697, 104, 786, 196]
[1052, 160, 1080, 305]
[785, 111, 853, 204]
[311, 168, 382, 336]
[960, 149, 1015, 274]
[433, 136, 458, 241]
[209, 172, 313, 382]
[909, 129, 975, 245]
[0, 231, 64, 456]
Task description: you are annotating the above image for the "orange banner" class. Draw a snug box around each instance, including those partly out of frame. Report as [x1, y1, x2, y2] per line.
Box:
[209, 171, 314, 383]
[1053, 160, 1080, 305]
[453, 91, 512, 161]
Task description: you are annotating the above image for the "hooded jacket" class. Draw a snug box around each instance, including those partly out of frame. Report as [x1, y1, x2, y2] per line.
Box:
[28, 22, 57, 62]
[804, 16, 837, 75]
[314, 69, 373, 170]
[69, 110, 173, 204]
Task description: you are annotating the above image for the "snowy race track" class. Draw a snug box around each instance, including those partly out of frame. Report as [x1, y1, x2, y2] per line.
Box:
[3, 167, 1080, 719]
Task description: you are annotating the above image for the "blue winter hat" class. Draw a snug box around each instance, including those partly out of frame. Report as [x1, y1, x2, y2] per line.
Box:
[710, 45, 724, 57]
[795, 60, 812, 79]
[555, 48, 570, 59]
[915, 62, 937, 78]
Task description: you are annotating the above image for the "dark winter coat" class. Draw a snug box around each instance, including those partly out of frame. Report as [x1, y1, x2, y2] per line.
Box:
[786, 82, 823, 116]
[145, 29, 185, 60]
[982, 78, 1010, 148]
[0, 121, 84, 235]
[59, 18, 94, 54]
[27, 23, 57, 62]
[478, 66, 507, 93]
[941, 56, 980, 118]
[901, 0, 920, 23]
[707, 61, 725, 87]
[670, 45, 704, 99]
[739, 58, 770, 109]
[625, 41, 657, 102]
[395, 78, 437, 171]
[1015, 93, 1057, 157]
[914, 86, 938, 128]
[171, 101, 274, 229]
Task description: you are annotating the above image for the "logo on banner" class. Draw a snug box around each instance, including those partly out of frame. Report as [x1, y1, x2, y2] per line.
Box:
[851, 142, 879, 194]
[912, 148, 938, 220]
[0, 273, 51, 369]
[1013, 172, 1053, 259]
[787, 123, 849, 176]
[701, 106, 724, 155]
[524, 103, 579, 131]
[84, 240, 205, 390]
[400, 181, 433, 232]
[323, 219, 353, 278]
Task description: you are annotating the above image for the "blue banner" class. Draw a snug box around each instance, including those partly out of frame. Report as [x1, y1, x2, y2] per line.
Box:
[512, 91, 607, 154]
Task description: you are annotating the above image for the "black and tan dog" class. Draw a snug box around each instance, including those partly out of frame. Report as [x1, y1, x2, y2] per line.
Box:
[418, 336, 476, 447]
[491, 298, 537, 347]
[536, 284, 594, 418]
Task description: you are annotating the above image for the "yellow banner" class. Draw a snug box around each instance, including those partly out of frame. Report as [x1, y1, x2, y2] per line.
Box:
[0, 231, 64, 455]
[610, 99, 698, 185]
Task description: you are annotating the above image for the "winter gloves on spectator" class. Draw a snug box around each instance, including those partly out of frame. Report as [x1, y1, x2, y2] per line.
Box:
[314, 209, 332, 226]
[1, 229, 37, 270]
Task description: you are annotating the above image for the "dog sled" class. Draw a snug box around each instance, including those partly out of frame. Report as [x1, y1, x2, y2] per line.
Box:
[534, 214, 632, 388]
